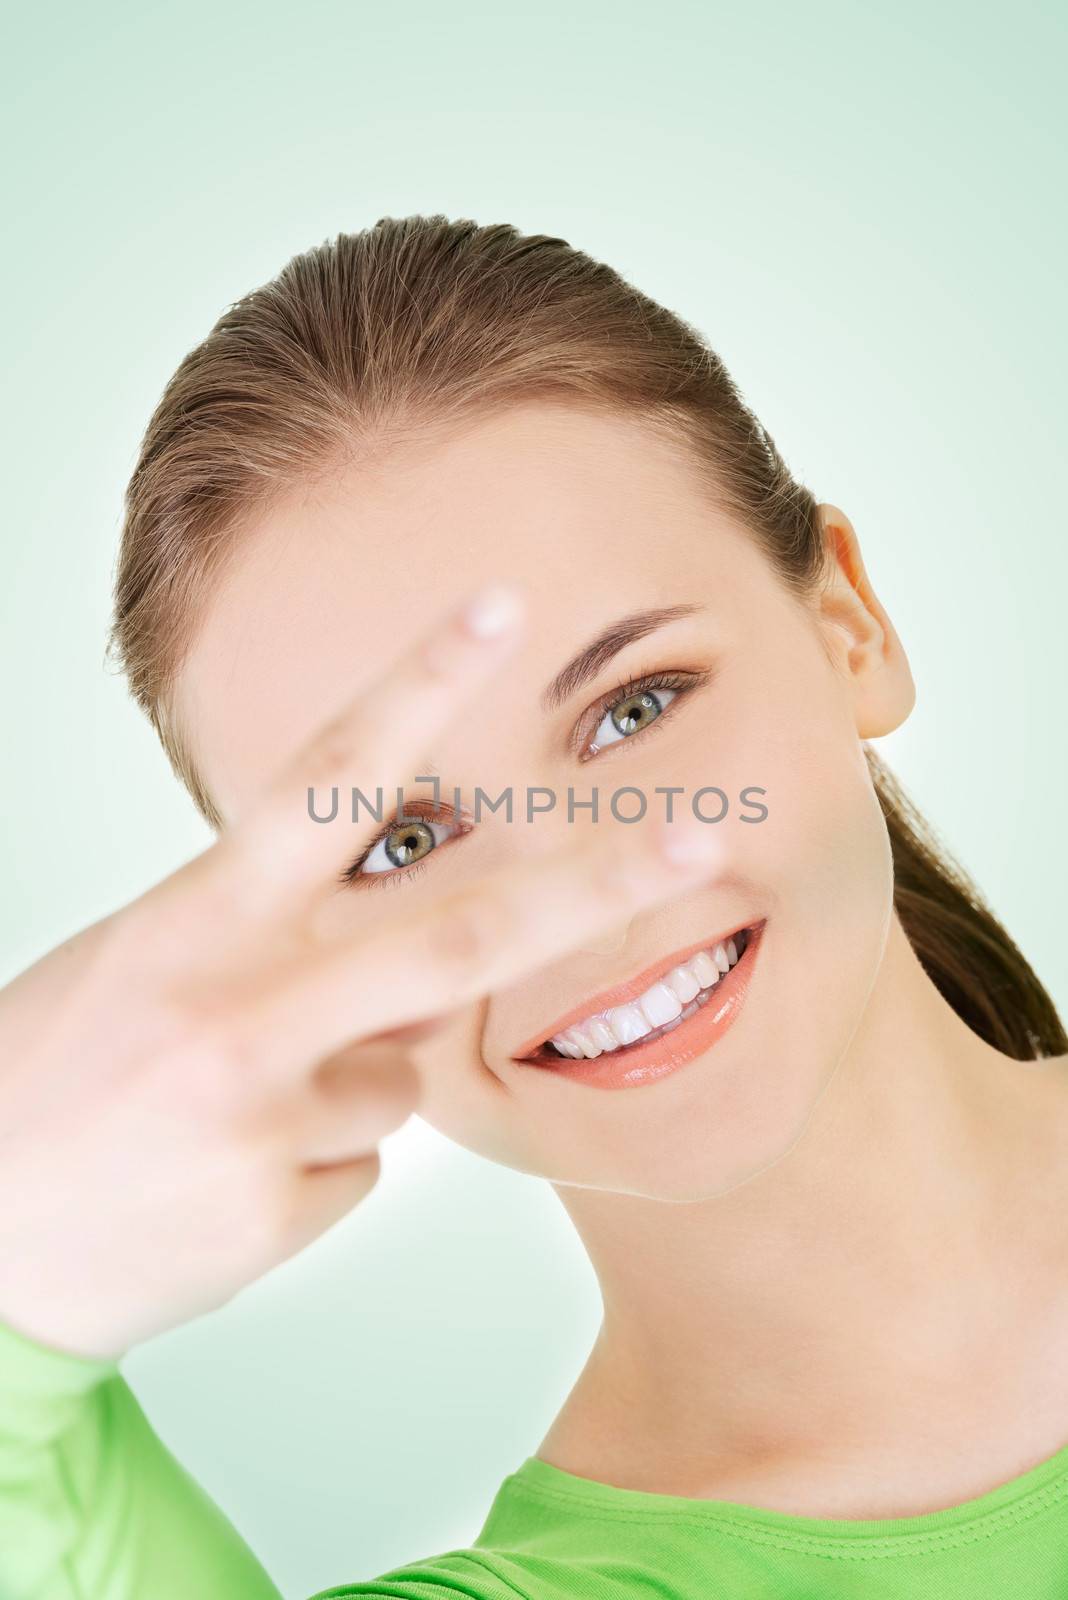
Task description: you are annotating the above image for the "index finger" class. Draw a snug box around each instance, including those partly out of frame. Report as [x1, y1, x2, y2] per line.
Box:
[244, 809, 728, 1077]
[220, 581, 527, 910]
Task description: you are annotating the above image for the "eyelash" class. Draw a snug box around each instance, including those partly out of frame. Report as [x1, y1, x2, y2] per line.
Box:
[572, 667, 703, 762]
[338, 667, 709, 890]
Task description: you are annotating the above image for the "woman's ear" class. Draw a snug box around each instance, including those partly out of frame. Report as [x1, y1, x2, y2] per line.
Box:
[814, 502, 916, 738]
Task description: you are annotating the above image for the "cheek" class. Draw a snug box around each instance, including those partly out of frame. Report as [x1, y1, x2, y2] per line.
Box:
[753, 713, 895, 1123]
[726, 629, 890, 906]
[750, 649, 893, 938]
[785, 741, 893, 942]
[407, 645, 896, 1195]
[718, 646, 896, 1073]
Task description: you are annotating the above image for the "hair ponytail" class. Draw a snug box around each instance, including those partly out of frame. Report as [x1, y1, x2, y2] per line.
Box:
[866, 748, 1065, 1058]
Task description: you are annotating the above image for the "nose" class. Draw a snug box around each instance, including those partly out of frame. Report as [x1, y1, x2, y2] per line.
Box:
[481, 784, 639, 958]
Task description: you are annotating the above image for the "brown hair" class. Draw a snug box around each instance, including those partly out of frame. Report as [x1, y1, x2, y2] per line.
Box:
[108, 213, 1065, 1061]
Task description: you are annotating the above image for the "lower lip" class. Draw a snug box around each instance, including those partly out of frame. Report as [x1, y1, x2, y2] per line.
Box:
[515, 921, 766, 1091]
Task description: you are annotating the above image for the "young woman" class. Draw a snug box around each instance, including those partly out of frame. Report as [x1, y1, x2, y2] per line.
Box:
[2, 215, 1066, 1600]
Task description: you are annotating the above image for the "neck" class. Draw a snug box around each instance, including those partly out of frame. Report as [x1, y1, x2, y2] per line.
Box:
[544, 915, 1068, 1495]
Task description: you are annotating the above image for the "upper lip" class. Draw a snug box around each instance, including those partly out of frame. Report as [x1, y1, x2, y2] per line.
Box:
[510, 919, 761, 1059]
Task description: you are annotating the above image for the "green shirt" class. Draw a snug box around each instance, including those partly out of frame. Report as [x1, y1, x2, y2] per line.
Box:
[4, 1314, 1068, 1598]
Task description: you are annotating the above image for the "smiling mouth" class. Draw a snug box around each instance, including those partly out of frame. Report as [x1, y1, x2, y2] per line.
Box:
[516, 922, 761, 1065]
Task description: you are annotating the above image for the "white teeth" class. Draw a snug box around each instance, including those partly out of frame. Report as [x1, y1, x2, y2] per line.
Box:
[639, 981, 683, 1030]
[609, 1003, 652, 1046]
[569, 1022, 603, 1059]
[666, 963, 702, 1004]
[690, 950, 720, 988]
[588, 1017, 619, 1053]
[545, 933, 749, 1060]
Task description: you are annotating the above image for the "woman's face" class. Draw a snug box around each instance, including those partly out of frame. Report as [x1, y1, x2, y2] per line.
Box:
[174, 402, 914, 1201]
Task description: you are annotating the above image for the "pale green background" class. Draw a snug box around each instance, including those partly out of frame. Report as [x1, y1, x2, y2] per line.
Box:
[2, 1, 1065, 1595]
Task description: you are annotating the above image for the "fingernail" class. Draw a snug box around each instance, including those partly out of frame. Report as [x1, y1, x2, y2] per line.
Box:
[460, 584, 525, 639]
[658, 814, 723, 866]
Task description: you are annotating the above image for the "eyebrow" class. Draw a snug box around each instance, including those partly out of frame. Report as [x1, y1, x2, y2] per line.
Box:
[412, 607, 705, 778]
[540, 604, 705, 713]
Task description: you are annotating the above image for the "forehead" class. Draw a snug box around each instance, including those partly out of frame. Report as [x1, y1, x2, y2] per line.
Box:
[173, 402, 746, 821]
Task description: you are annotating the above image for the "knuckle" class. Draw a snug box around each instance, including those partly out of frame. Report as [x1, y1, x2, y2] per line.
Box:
[322, 1053, 420, 1119]
[432, 888, 516, 982]
[277, 1150, 382, 1246]
[233, 1158, 292, 1249]
[363, 1067, 421, 1133]
[354, 1147, 383, 1196]
[345, 1149, 385, 1210]
[159, 1007, 263, 1125]
[389, 1058, 423, 1119]
[579, 840, 629, 911]
[372, 1011, 452, 1047]
[306, 718, 359, 787]
[326, 1147, 383, 1192]
[304, 703, 390, 793]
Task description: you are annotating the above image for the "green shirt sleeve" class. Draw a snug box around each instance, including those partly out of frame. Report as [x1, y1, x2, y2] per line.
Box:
[0, 1314, 284, 1600]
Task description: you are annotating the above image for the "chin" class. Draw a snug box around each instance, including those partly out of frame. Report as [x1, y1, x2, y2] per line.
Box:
[424, 810, 895, 1207]
[535, 887, 893, 1204]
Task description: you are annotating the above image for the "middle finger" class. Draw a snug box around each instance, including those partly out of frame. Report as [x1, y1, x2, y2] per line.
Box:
[243, 810, 726, 1079]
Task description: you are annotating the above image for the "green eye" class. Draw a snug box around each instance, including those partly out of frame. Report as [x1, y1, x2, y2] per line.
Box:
[359, 817, 454, 876]
[589, 686, 677, 753]
[344, 668, 704, 890]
